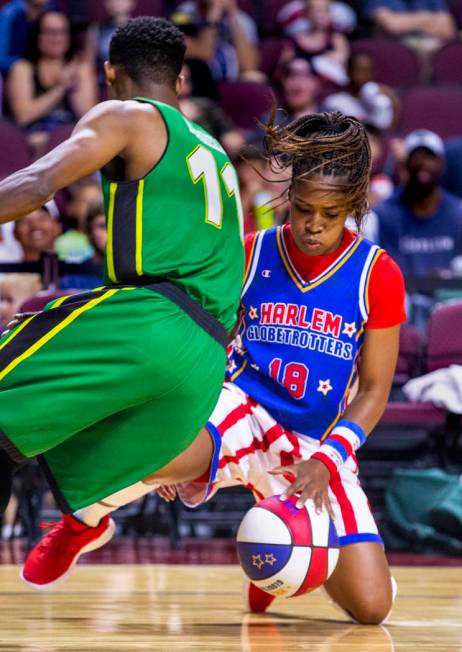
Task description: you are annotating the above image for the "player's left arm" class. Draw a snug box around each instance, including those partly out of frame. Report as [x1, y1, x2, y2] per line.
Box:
[271, 252, 406, 513]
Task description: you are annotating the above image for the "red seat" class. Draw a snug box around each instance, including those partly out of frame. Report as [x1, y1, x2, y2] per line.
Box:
[432, 42, 462, 85]
[426, 300, 462, 372]
[0, 120, 31, 180]
[259, 37, 286, 80]
[351, 38, 421, 88]
[44, 124, 75, 153]
[398, 86, 462, 139]
[19, 291, 72, 314]
[218, 81, 273, 129]
[380, 402, 446, 426]
[394, 324, 424, 385]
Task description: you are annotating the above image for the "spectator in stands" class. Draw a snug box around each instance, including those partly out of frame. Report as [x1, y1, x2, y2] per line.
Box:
[86, 0, 137, 85]
[249, 58, 320, 146]
[278, 0, 357, 37]
[375, 130, 462, 279]
[13, 205, 61, 262]
[6, 10, 97, 156]
[323, 52, 398, 131]
[442, 137, 462, 199]
[60, 203, 106, 290]
[0, 222, 23, 262]
[235, 145, 290, 233]
[280, 57, 321, 120]
[0, 0, 50, 75]
[366, 0, 456, 49]
[0, 273, 42, 330]
[179, 61, 244, 157]
[171, 0, 260, 81]
[55, 178, 102, 262]
[279, 0, 350, 85]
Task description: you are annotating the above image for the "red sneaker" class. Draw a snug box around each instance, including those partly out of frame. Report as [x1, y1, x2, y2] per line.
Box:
[243, 578, 276, 613]
[21, 514, 115, 590]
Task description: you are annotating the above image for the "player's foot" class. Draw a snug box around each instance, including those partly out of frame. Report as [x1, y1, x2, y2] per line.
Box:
[20, 514, 115, 590]
[243, 578, 276, 613]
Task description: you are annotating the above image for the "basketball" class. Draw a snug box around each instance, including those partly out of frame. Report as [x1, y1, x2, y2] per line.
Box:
[236, 495, 340, 598]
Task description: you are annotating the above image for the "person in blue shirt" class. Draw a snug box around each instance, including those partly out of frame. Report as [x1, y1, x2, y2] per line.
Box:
[375, 129, 462, 279]
[0, 0, 50, 74]
[366, 0, 456, 41]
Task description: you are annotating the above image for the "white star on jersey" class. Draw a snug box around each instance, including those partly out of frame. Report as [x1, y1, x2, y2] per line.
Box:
[248, 306, 259, 320]
[227, 360, 237, 374]
[317, 379, 333, 396]
[342, 322, 357, 338]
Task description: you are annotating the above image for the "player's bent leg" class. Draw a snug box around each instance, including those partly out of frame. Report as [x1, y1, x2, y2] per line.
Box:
[143, 427, 214, 486]
[21, 427, 215, 590]
[323, 542, 394, 624]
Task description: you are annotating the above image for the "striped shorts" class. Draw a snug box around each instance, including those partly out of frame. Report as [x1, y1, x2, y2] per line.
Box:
[178, 382, 382, 547]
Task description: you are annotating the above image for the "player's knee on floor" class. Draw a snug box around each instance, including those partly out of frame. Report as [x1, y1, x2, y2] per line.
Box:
[347, 590, 394, 625]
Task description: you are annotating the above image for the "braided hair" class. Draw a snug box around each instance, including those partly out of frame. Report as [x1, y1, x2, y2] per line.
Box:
[264, 112, 371, 229]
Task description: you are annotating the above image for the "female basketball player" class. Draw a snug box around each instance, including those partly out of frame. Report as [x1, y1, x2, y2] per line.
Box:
[171, 111, 406, 624]
[22, 113, 405, 627]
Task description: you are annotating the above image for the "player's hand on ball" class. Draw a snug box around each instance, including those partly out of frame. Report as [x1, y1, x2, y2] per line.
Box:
[156, 485, 177, 502]
[269, 459, 334, 519]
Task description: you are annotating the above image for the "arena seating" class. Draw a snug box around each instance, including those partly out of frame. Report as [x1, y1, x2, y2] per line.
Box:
[350, 38, 421, 88]
[218, 80, 273, 129]
[432, 42, 462, 85]
[0, 120, 31, 180]
[398, 86, 462, 138]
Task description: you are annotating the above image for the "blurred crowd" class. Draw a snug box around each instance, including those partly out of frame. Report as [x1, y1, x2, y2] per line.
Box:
[2, 0, 462, 541]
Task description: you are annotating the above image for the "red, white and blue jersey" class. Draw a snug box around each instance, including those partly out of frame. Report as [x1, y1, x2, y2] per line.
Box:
[226, 226, 383, 440]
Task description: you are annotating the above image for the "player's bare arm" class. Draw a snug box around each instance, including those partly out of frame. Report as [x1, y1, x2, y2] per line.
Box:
[272, 325, 400, 512]
[0, 99, 167, 223]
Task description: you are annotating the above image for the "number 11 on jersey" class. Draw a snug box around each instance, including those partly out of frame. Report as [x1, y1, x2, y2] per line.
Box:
[187, 144, 244, 241]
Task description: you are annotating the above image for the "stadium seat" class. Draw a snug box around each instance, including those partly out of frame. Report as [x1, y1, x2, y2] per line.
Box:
[44, 124, 75, 153]
[19, 291, 71, 313]
[394, 324, 424, 386]
[218, 81, 273, 129]
[350, 38, 421, 88]
[432, 42, 462, 86]
[259, 37, 286, 79]
[0, 120, 31, 180]
[425, 300, 462, 372]
[398, 86, 462, 139]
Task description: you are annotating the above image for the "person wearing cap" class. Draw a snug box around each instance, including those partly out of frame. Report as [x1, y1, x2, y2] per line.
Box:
[374, 129, 462, 285]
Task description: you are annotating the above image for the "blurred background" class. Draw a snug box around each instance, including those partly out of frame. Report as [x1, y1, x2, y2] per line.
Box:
[0, 0, 461, 564]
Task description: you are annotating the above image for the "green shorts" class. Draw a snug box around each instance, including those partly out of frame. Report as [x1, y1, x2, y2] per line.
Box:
[0, 286, 226, 511]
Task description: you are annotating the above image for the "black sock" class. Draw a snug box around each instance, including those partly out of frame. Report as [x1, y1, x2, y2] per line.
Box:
[0, 449, 17, 517]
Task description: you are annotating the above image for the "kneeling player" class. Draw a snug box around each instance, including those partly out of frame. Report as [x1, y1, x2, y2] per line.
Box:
[21, 113, 405, 625]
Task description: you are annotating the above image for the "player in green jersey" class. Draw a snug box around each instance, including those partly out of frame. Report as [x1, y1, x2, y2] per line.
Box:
[0, 18, 244, 564]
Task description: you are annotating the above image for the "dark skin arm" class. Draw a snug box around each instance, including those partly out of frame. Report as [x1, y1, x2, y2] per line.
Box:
[270, 325, 401, 517]
[0, 99, 167, 223]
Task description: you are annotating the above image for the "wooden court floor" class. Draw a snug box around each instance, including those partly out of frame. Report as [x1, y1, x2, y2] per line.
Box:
[0, 565, 461, 651]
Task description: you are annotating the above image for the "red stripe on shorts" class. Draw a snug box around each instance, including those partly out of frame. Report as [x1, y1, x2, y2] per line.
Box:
[217, 396, 256, 436]
[218, 423, 287, 468]
[329, 472, 358, 535]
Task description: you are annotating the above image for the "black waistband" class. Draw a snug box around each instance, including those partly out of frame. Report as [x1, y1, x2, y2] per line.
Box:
[116, 277, 229, 349]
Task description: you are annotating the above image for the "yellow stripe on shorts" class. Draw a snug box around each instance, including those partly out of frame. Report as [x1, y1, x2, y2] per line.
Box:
[0, 289, 118, 383]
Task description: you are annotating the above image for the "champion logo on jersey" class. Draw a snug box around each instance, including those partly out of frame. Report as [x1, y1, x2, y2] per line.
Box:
[261, 269, 272, 278]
